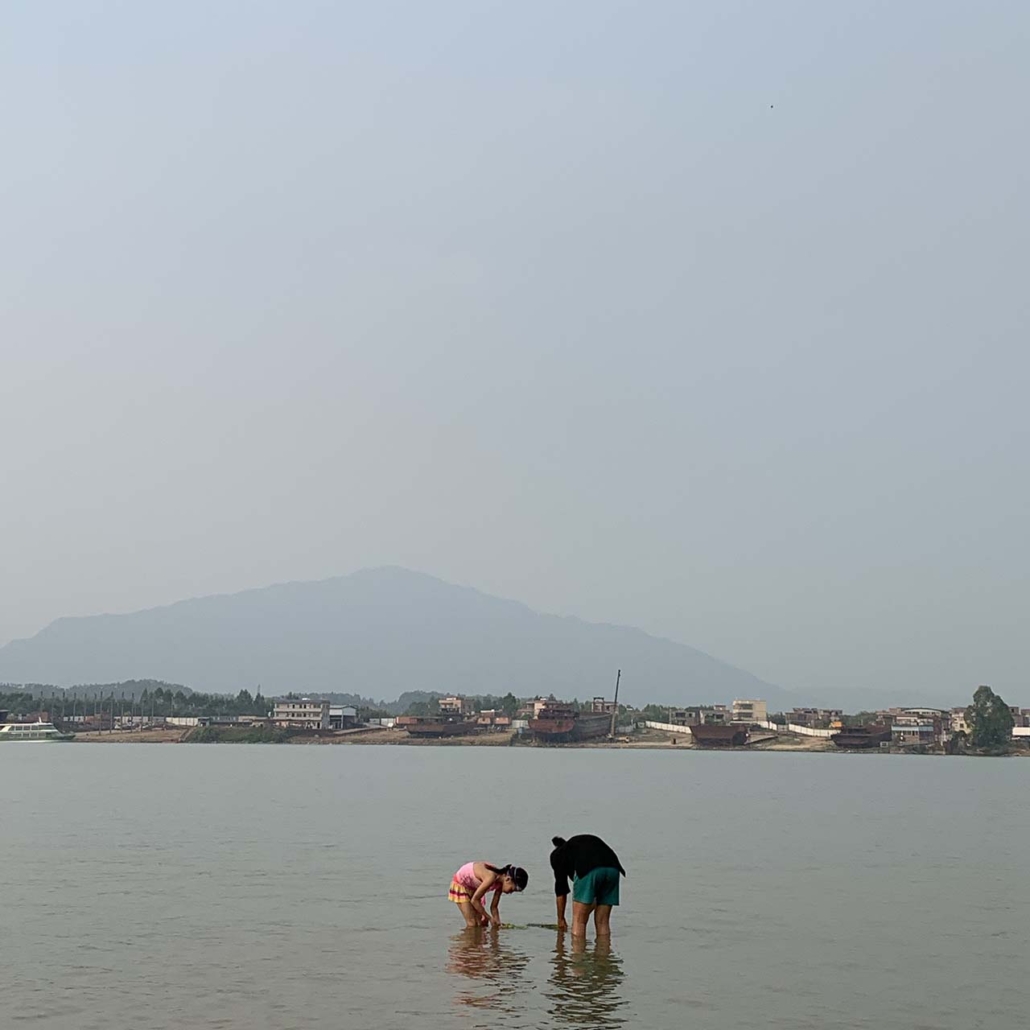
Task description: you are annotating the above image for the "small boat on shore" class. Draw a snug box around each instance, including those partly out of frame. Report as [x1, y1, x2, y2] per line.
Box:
[396, 716, 479, 738]
[0, 720, 74, 742]
[830, 724, 891, 749]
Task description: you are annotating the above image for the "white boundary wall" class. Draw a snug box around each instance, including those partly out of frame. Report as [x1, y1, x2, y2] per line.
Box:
[755, 719, 834, 738]
[644, 719, 834, 738]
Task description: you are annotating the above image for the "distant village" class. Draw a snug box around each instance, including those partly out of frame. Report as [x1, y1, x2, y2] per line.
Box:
[2, 683, 1027, 752]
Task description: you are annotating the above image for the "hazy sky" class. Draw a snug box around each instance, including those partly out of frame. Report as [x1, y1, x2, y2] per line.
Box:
[3, 1, 1028, 700]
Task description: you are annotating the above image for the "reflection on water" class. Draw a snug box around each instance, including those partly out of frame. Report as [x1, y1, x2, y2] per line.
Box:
[447, 929, 626, 1029]
[546, 934, 626, 1028]
[447, 927, 532, 1018]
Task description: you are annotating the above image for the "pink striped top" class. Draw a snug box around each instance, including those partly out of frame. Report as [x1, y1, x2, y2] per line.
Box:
[453, 862, 502, 894]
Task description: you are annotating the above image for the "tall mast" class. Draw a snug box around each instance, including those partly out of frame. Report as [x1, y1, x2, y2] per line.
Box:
[609, 669, 621, 738]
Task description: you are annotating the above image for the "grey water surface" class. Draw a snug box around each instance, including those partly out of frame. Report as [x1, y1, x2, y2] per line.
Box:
[1, 744, 1025, 1029]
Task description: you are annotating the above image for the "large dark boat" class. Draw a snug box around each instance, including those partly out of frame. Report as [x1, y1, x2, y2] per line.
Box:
[830, 724, 891, 749]
[396, 716, 478, 738]
[529, 702, 610, 743]
[688, 723, 749, 747]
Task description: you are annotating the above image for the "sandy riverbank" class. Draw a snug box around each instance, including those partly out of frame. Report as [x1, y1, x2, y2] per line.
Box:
[70, 725, 834, 751]
[62, 727, 1030, 754]
[73, 728, 190, 743]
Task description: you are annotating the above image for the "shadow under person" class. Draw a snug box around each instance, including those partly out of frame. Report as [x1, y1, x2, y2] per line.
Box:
[550, 834, 626, 938]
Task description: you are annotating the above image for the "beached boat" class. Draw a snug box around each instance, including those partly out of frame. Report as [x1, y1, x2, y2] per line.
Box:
[0, 720, 74, 742]
[529, 702, 610, 743]
[397, 716, 479, 738]
[688, 723, 749, 747]
[830, 724, 891, 749]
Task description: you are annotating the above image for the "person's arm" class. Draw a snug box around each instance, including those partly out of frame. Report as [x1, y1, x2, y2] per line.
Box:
[552, 851, 570, 931]
[555, 893, 568, 932]
[470, 869, 499, 922]
[490, 890, 502, 927]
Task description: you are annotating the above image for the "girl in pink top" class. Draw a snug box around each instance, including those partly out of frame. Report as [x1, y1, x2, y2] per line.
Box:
[448, 861, 529, 927]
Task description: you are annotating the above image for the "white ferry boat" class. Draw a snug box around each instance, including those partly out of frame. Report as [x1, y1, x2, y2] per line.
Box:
[0, 720, 73, 742]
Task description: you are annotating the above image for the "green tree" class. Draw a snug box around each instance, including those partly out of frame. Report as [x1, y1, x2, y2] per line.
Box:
[500, 692, 519, 718]
[966, 684, 1014, 749]
[640, 703, 673, 722]
[405, 698, 441, 717]
[842, 711, 881, 727]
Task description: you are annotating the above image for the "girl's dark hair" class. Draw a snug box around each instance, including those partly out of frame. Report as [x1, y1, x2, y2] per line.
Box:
[486, 863, 529, 892]
[551, 836, 567, 849]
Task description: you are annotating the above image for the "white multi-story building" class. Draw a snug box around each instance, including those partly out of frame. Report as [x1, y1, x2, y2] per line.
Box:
[667, 705, 732, 726]
[732, 699, 768, 724]
[438, 695, 472, 717]
[891, 716, 937, 747]
[273, 698, 329, 730]
[950, 707, 970, 735]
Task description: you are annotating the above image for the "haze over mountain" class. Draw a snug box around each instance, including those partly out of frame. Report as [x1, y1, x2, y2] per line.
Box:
[0, 567, 799, 709]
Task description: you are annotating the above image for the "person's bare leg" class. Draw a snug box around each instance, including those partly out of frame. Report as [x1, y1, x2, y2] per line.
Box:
[571, 901, 595, 938]
[458, 901, 479, 928]
[593, 904, 613, 937]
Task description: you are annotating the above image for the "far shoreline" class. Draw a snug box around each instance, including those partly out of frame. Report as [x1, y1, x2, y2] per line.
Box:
[65, 727, 1029, 756]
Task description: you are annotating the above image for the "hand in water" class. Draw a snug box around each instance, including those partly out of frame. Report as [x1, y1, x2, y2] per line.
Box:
[557, 919, 569, 932]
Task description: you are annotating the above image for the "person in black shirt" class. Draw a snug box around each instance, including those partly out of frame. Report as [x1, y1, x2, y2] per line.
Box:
[549, 834, 626, 937]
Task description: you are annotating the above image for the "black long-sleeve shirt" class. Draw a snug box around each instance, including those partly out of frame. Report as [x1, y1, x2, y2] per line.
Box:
[550, 834, 626, 897]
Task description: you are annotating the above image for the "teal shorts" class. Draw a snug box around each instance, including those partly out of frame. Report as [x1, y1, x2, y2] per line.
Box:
[572, 866, 620, 907]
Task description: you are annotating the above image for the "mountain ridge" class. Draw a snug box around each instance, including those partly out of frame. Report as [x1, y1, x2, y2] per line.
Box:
[0, 566, 792, 708]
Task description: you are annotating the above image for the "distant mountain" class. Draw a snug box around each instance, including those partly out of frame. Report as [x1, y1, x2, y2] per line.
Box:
[0, 567, 794, 709]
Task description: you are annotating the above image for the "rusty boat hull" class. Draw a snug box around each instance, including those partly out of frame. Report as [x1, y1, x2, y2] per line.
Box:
[530, 709, 611, 743]
[689, 723, 749, 747]
[830, 725, 891, 749]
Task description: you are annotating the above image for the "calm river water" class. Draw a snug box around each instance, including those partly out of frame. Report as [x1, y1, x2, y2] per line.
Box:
[1, 744, 1026, 1029]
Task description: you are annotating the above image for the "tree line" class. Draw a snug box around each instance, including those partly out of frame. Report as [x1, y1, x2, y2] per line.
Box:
[0, 682, 269, 718]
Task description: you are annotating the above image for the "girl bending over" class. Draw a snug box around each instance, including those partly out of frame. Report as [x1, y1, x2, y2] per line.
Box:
[448, 861, 528, 928]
